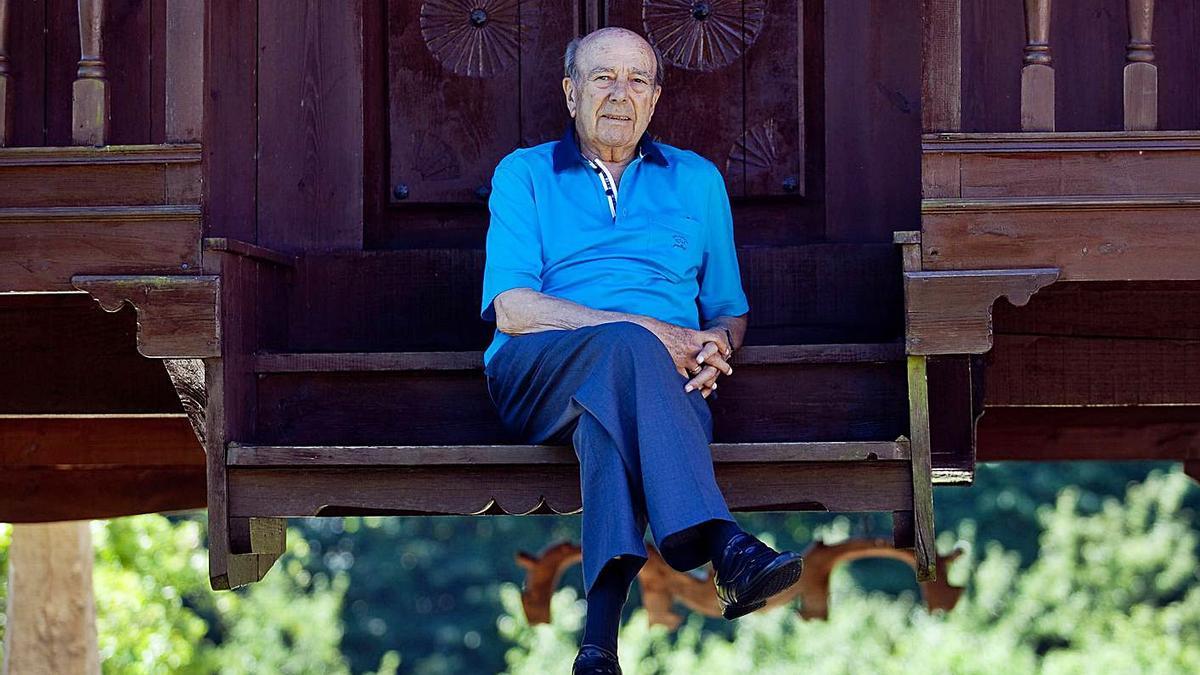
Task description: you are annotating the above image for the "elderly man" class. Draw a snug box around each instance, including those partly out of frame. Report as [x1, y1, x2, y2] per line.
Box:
[480, 27, 804, 673]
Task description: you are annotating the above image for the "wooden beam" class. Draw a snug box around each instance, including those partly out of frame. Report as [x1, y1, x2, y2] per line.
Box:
[978, 406, 1200, 462]
[0, 415, 203, 466]
[0, 205, 201, 292]
[906, 355, 936, 582]
[165, 0, 204, 142]
[3, 522, 100, 675]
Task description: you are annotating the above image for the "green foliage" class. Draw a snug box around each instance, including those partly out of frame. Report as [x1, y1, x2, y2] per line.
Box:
[499, 467, 1200, 674]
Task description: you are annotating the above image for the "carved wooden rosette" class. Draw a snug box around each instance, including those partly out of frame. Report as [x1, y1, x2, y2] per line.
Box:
[642, 0, 766, 72]
[420, 0, 524, 78]
[517, 538, 966, 628]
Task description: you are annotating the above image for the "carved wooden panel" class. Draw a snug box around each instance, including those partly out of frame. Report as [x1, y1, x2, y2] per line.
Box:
[608, 0, 803, 198]
[388, 0, 575, 203]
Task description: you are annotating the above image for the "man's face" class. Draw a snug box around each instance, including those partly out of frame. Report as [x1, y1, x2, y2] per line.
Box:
[563, 31, 662, 154]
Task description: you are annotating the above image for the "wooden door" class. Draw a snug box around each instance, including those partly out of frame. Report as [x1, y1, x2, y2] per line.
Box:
[606, 0, 805, 197]
[387, 0, 578, 204]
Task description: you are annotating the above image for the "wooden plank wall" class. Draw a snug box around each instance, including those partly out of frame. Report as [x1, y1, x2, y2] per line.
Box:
[962, 0, 1200, 132]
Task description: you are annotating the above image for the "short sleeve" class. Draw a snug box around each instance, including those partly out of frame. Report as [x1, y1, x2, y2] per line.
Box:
[696, 167, 750, 322]
[480, 154, 544, 322]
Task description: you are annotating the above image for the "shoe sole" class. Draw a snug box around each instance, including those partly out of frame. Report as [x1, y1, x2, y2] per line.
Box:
[721, 554, 804, 620]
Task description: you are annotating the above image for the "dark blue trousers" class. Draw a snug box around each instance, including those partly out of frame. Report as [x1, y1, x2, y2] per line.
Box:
[484, 321, 737, 594]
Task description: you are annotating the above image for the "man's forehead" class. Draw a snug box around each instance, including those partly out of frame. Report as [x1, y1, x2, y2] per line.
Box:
[577, 32, 656, 70]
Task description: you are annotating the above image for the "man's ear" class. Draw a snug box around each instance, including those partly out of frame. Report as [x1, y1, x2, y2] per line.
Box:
[562, 77, 576, 117]
[648, 84, 662, 117]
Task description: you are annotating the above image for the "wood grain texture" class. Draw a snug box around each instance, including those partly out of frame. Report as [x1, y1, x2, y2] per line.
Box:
[904, 268, 1059, 354]
[922, 198, 1200, 280]
[227, 462, 914, 517]
[165, 0, 204, 142]
[905, 355, 936, 581]
[72, 275, 220, 357]
[226, 440, 912, 467]
[921, 0, 961, 133]
[203, 0, 258, 241]
[257, 0, 363, 251]
[0, 205, 202, 291]
[0, 466, 205, 522]
[0, 415, 202, 467]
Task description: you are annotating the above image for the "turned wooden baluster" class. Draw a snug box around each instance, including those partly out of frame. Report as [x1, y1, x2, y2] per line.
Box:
[73, 0, 109, 145]
[1124, 0, 1157, 130]
[1021, 0, 1054, 131]
[0, 0, 13, 146]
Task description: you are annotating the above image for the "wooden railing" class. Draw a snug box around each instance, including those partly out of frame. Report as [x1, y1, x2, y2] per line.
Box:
[0, 0, 203, 147]
[923, 0, 1160, 134]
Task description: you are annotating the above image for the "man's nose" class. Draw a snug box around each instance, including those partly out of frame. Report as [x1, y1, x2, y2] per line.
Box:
[609, 79, 629, 101]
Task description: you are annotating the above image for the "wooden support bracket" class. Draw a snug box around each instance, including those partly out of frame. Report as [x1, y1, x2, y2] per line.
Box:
[904, 268, 1059, 355]
[71, 274, 220, 358]
[210, 517, 287, 591]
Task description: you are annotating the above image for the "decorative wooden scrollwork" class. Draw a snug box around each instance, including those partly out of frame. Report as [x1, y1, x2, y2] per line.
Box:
[420, 0, 524, 78]
[517, 537, 966, 628]
[727, 117, 778, 174]
[643, 0, 766, 72]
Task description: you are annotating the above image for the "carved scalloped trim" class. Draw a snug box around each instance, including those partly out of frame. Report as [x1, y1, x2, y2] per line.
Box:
[71, 274, 220, 358]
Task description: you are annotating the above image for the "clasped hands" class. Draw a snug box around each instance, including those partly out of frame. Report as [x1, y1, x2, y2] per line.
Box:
[658, 325, 735, 399]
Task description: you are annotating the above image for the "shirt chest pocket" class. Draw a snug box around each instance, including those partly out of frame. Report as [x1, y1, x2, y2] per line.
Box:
[643, 215, 703, 282]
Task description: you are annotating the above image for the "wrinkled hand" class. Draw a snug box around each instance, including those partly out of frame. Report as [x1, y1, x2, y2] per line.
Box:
[648, 321, 733, 396]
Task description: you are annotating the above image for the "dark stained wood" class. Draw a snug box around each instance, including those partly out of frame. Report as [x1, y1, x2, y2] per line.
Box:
[904, 268, 1059, 354]
[922, 0, 962, 133]
[922, 197, 1200, 281]
[203, 0, 258, 241]
[0, 205, 201, 291]
[71, 275, 220, 358]
[386, 0, 519, 204]
[0, 293, 181, 414]
[165, 0, 204, 142]
[202, 237, 299, 268]
[991, 280, 1200, 341]
[0, 415, 203, 467]
[926, 354, 979, 485]
[0, 466, 205, 523]
[252, 343, 904, 373]
[742, 0, 804, 197]
[824, 0, 922, 242]
[228, 462, 914, 518]
[922, 132, 1200, 198]
[227, 440, 912, 467]
[254, 361, 909, 446]
[605, 0, 746, 196]
[0, 0, 12, 146]
[986, 334, 1200, 406]
[0, 144, 202, 207]
[257, 0, 363, 251]
[280, 245, 902, 352]
[517, 0, 577, 149]
[977, 406, 1200, 461]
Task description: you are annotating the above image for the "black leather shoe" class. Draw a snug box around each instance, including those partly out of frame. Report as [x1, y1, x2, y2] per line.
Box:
[572, 644, 622, 675]
[713, 533, 805, 620]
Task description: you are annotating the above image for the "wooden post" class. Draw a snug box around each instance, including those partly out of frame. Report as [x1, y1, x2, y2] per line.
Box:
[2, 522, 101, 675]
[1124, 0, 1157, 131]
[895, 230, 937, 582]
[1020, 0, 1054, 132]
[72, 0, 110, 146]
[921, 0, 961, 134]
[0, 0, 13, 146]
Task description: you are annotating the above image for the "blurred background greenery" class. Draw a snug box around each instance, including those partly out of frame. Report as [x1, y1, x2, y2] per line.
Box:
[2, 460, 1198, 673]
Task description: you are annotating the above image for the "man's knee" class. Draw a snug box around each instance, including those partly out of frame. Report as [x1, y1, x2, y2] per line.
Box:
[589, 321, 671, 364]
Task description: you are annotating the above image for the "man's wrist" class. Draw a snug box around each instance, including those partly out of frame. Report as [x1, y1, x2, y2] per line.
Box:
[721, 326, 735, 356]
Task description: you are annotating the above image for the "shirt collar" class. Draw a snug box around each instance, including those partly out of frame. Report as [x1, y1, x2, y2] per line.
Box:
[552, 123, 669, 173]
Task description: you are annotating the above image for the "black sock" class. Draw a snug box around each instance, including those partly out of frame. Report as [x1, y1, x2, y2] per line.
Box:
[704, 518, 746, 573]
[582, 559, 638, 652]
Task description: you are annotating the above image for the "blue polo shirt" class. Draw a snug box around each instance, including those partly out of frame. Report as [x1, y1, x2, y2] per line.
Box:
[480, 126, 750, 368]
